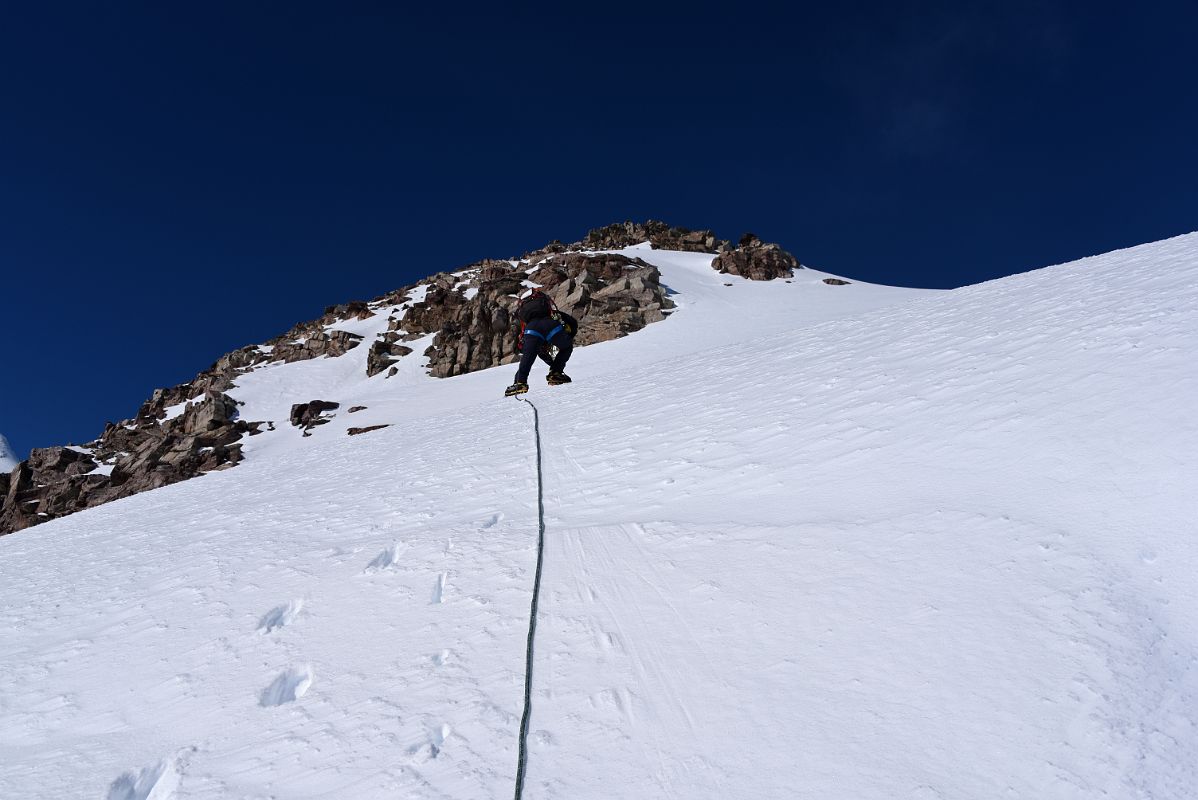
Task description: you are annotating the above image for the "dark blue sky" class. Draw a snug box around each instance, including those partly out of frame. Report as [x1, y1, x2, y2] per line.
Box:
[3, 1, 1197, 458]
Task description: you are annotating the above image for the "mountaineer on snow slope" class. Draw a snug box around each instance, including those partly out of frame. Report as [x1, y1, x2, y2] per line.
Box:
[506, 288, 577, 396]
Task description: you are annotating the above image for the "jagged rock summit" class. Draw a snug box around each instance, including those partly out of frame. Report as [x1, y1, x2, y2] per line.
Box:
[1, 221, 802, 534]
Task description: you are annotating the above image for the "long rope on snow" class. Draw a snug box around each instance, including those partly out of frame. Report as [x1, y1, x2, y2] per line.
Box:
[513, 394, 547, 800]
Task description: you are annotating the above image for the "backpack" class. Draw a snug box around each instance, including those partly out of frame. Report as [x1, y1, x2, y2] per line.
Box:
[516, 289, 553, 323]
[514, 291, 578, 352]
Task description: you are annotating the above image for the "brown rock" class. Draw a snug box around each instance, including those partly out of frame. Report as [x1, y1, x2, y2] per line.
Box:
[823, 278, 851, 285]
[270, 330, 363, 363]
[711, 240, 800, 281]
[366, 339, 414, 377]
[28, 446, 94, 475]
[177, 391, 239, 435]
[476, 259, 517, 282]
[347, 425, 390, 436]
[289, 400, 340, 433]
[404, 250, 676, 379]
[575, 220, 729, 253]
[322, 301, 372, 320]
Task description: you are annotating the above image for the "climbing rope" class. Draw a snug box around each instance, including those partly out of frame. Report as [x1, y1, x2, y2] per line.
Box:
[513, 395, 546, 800]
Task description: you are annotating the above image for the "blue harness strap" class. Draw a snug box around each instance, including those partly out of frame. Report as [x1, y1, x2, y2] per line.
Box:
[523, 324, 564, 341]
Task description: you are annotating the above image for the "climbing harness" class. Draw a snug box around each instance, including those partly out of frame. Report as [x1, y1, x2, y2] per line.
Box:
[522, 324, 565, 342]
[512, 395, 547, 800]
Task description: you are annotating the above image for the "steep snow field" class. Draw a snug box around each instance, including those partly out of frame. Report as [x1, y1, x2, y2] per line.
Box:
[2, 236, 1196, 799]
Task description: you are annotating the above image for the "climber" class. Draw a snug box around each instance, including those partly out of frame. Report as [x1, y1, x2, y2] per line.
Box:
[505, 289, 577, 396]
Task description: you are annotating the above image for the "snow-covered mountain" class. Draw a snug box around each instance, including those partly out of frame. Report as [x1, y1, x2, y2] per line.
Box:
[1, 231, 1195, 799]
[0, 223, 791, 534]
[0, 434, 16, 472]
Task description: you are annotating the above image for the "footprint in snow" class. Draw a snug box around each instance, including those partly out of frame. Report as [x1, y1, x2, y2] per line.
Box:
[432, 723, 451, 750]
[257, 599, 303, 634]
[407, 724, 452, 762]
[589, 687, 633, 716]
[259, 666, 313, 707]
[432, 649, 452, 667]
[431, 573, 447, 604]
[365, 543, 401, 572]
[481, 512, 504, 529]
[107, 756, 181, 800]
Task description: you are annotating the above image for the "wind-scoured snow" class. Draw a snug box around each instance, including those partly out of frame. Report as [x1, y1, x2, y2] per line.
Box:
[1, 236, 1196, 799]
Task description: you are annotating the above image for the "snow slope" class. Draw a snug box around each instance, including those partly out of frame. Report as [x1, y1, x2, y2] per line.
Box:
[0, 433, 17, 472]
[1, 236, 1196, 799]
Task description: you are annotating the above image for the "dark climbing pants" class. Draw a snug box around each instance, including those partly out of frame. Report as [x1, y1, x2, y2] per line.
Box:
[515, 324, 573, 383]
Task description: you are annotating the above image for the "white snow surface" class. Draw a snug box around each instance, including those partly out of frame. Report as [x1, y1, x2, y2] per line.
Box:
[1, 237, 1197, 799]
[0, 433, 18, 472]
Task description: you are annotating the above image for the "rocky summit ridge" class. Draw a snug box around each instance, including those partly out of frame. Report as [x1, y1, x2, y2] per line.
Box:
[1, 221, 800, 534]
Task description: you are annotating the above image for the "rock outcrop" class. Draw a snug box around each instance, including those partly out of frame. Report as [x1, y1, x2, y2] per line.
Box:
[347, 425, 389, 436]
[710, 234, 801, 281]
[384, 252, 676, 379]
[290, 400, 340, 434]
[529, 253, 674, 346]
[366, 339, 414, 377]
[0, 296, 387, 534]
[575, 220, 729, 254]
[269, 330, 363, 363]
[0, 390, 258, 533]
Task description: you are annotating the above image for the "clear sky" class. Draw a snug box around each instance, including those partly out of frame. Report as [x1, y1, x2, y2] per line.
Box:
[3, 1, 1196, 459]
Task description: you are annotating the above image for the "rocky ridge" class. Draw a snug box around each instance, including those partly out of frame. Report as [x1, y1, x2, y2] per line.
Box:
[1, 221, 801, 534]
